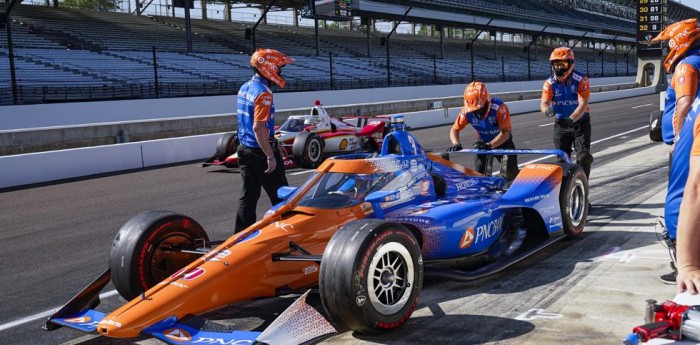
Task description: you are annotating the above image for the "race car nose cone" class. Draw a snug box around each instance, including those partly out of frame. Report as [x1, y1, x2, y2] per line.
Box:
[96, 318, 140, 338]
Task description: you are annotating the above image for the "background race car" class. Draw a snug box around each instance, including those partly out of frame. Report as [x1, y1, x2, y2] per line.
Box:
[47, 116, 588, 345]
[202, 100, 389, 169]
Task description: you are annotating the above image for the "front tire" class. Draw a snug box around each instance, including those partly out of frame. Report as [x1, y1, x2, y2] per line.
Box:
[320, 220, 423, 333]
[216, 133, 238, 161]
[558, 165, 588, 239]
[292, 132, 323, 169]
[109, 210, 209, 300]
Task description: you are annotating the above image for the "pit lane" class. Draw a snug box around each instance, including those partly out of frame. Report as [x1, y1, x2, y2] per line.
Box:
[0, 94, 670, 345]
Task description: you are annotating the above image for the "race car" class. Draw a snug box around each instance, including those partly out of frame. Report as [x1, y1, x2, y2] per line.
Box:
[46, 115, 589, 344]
[202, 100, 388, 169]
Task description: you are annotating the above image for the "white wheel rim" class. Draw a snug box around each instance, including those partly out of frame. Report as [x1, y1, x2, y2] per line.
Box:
[567, 179, 586, 227]
[309, 140, 321, 162]
[367, 241, 415, 315]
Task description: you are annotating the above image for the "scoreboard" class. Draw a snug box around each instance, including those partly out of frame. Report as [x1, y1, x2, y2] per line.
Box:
[636, 0, 667, 58]
[312, 0, 352, 21]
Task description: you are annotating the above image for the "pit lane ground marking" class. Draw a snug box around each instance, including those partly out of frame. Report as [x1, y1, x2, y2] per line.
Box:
[538, 123, 551, 127]
[511, 125, 648, 167]
[632, 103, 653, 109]
[0, 290, 119, 332]
[1, 127, 650, 331]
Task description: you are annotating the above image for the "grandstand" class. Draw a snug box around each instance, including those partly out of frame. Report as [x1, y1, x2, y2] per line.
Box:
[0, 0, 697, 105]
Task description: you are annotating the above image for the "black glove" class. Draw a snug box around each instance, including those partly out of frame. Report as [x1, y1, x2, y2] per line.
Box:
[446, 143, 463, 152]
[545, 107, 557, 118]
[556, 117, 574, 128]
[473, 140, 491, 150]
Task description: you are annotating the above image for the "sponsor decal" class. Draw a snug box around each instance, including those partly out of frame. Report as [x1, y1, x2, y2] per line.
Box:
[554, 100, 579, 106]
[526, 165, 555, 171]
[275, 221, 294, 232]
[170, 267, 189, 279]
[680, 76, 686, 85]
[475, 214, 504, 243]
[339, 138, 348, 151]
[420, 179, 431, 195]
[356, 295, 367, 307]
[65, 316, 90, 324]
[164, 328, 192, 342]
[459, 227, 475, 249]
[183, 218, 191, 229]
[525, 194, 549, 203]
[100, 319, 122, 329]
[170, 281, 189, 289]
[303, 265, 319, 275]
[182, 268, 205, 281]
[456, 179, 478, 191]
[210, 249, 232, 262]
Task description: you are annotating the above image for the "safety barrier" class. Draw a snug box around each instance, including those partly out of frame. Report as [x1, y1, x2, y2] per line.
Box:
[0, 84, 655, 190]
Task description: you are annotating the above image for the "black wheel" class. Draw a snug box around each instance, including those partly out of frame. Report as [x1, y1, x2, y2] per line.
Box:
[361, 136, 380, 153]
[649, 110, 663, 142]
[109, 210, 209, 300]
[320, 219, 423, 333]
[558, 165, 589, 239]
[292, 132, 323, 169]
[216, 133, 238, 161]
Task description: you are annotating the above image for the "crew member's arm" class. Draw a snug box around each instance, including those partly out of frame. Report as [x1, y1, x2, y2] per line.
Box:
[252, 91, 276, 173]
[450, 108, 469, 146]
[676, 153, 700, 293]
[570, 76, 591, 122]
[540, 80, 553, 114]
[672, 63, 698, 141]
[489, 103, 512, 148]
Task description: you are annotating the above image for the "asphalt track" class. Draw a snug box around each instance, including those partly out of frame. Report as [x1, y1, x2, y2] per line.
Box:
[0, 94, 664, 345]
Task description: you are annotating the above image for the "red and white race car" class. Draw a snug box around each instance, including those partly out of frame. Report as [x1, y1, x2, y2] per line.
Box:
[202, 101, 388, 169]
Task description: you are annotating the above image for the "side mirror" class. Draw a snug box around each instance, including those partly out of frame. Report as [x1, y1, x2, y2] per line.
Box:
[277, 186, 298, 200]
[364, 190, 401, 218]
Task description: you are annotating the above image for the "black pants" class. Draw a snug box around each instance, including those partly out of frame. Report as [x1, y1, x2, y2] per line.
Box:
[553, 117, 592, 178]
[474, 137, 519, 182]
[235, 145, 288, 233]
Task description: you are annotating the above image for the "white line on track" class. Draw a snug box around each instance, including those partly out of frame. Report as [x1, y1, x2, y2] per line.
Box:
[632, 103, 653, 109]
[290, 169, 315, 176]
[1, 127, 650, 332]
[0, 290, 119, 332]
[538, 123, 551, 127]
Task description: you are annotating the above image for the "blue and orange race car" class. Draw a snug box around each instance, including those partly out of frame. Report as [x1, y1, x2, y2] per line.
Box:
[46, 115, 588, 344]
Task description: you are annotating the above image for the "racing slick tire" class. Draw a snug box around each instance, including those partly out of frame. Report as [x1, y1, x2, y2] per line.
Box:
[216, 132, 239, 161]
[558, 164, 589, 240]
[292, 132, 323, 169]
[649, 110, 663, 142]
[319, 219, 423, 333]
[109, 210, 209, 300]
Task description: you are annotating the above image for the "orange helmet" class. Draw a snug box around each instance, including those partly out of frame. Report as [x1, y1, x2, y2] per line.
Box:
[463, 81, 491, 118]
[250, 49, 295, 88]
[647, 18, 700, 73]
[549, 47, 575, 81]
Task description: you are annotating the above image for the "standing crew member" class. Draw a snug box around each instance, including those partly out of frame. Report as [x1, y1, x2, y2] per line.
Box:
[448, 81, 519, 182]
[235, 48, 294, 232]
[540, 47, 593, 179]
[645, 19, 700, 284]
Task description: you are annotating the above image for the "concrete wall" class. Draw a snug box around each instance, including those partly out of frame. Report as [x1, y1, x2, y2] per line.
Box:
[0, 85, 655, 190]
[0, 76, 634, 131]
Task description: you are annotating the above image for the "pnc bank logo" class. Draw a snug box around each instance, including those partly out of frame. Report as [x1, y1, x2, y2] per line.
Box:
[460, 227, 475, 249]
[164, 328, 192, 342]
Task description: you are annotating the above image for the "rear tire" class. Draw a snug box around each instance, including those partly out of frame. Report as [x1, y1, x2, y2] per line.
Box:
[216, 133, 238, 161]
[292, 132, 323, 169]
[558, 165, 588, 239]
[109, 210, 209, 300]
[649, 110, 663, 142]
[320, 220, 423, 333]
